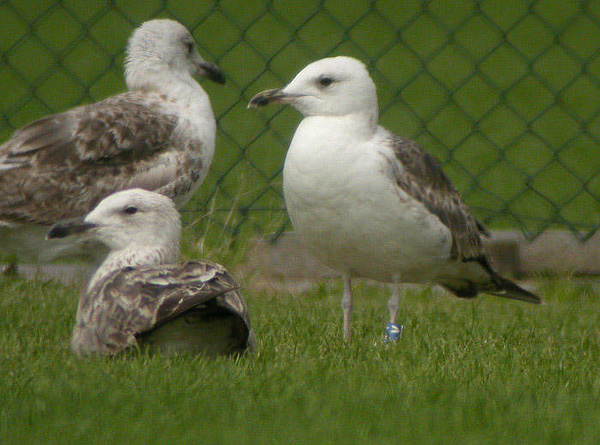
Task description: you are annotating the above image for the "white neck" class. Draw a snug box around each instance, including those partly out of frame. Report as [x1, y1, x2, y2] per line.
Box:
[316, 106, 375, 129]
[292, 109, 378, 150]
[125, 60, 215, 151]
[125, 61, 205, 98]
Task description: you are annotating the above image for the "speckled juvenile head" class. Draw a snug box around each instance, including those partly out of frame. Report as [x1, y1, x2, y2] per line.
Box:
[49, 189, 181, 255]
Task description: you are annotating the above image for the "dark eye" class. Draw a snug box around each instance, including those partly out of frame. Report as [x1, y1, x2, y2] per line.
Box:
[184, 41, 194, 54]
[318, 76, 334, 88]
[123, 206, 138, 215]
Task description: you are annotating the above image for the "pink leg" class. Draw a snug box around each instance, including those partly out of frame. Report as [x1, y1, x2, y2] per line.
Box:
[341, 273, 353, 340]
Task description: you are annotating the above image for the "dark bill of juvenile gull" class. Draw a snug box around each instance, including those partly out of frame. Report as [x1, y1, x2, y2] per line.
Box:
[0, 19, 224, 267]
[250, 56, 541, 342]
[48, 188, 255, 356]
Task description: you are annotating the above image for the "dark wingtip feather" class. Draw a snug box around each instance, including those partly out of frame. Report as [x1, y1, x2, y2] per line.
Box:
[474, 256, 543, 305]
[489, 274, 543, 304]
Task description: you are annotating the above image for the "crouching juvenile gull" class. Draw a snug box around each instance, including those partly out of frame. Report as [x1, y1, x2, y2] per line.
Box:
[249, 56, 542, 341]
[0, 19, 225, 267]
[48, 189, 255, 356]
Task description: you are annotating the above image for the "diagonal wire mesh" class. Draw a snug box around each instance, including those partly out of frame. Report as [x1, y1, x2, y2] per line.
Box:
[1, 0, 599, 243]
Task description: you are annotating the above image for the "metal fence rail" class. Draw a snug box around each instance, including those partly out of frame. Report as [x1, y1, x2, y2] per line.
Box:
[1, 0, 599, 242]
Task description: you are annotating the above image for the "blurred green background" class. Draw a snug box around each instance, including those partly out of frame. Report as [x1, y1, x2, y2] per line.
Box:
[1, 0, 599, 242]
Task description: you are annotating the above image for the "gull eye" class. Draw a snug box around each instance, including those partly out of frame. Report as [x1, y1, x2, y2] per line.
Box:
[184, 40, 194, 54]
[123, 206, 138, 215]
[318, 76, 334, 88]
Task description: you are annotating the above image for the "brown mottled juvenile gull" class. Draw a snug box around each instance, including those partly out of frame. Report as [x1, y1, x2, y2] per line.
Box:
[249, 56, 542, 341]
[0, 19, 225, 266]
[47, 189, 255, 356]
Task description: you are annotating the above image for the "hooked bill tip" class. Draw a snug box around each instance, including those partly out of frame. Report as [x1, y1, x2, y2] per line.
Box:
[46, 221, 97, 240]
[46, 224, 70, 240]
[198, 61, 226, 84]
[248, 88, 287, 108]
[248, 95, 271, 108]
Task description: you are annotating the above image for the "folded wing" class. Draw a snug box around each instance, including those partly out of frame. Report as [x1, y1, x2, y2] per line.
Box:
[73, 261, 254, 355]
[0, 92, 181, 225]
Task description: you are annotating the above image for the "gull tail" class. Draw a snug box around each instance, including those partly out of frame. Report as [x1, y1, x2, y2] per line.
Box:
[485, 271, 543, 304]
[441, 257, 543, 305]
[480, 257, 543, 304]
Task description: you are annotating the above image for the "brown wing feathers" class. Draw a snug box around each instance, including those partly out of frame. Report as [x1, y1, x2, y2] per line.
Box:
[0, 93, 178, 224]
[72, 95, 177, 163]
[86, 262, 241, 348]
[388, 136, 485, 261]
[1, 93, 176, 167]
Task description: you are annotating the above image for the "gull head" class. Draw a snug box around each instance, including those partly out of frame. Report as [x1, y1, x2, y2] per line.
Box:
[249, 56, 377, 117]
[48, 189, 181, 253]
[125, 19, 225, 89]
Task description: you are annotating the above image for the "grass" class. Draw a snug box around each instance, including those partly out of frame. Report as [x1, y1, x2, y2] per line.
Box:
[1, 271, 599, 443]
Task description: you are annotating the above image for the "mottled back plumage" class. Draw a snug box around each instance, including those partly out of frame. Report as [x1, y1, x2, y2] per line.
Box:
[0, 93, 189, 225]
[73, 261, 254, 356]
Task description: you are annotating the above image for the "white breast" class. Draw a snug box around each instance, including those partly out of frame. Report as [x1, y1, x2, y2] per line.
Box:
[164, 83, 216, 157]
[154, 83, 217, 203]
[283, 118, 452, 283]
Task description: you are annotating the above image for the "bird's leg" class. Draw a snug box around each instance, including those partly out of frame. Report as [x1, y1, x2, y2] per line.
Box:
[388, 278, 400, 323]
[341, 273, 353, 341]
[385, 276, 403, 341]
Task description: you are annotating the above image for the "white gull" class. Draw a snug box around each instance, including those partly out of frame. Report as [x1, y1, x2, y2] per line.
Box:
[249, 56, 542, 341]
[0, 19, 224, 265]
[48, 188, 255, 356]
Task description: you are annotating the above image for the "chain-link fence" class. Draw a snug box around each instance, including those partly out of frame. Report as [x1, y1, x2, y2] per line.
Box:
[2, 0, 599, 243]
